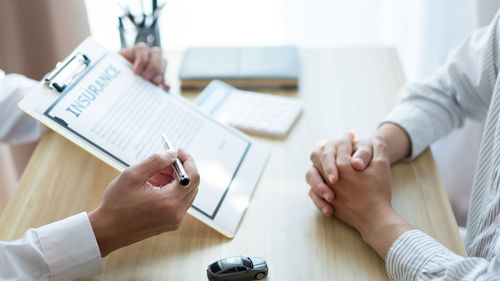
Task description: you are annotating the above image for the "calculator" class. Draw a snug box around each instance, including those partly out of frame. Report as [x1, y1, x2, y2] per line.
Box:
[195, 80, 303, 138]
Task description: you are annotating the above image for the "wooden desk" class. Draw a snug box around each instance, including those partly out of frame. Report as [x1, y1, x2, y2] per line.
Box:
[0, 48, 465, 280]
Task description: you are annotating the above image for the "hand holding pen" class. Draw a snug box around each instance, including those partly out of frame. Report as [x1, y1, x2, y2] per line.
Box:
[161, 133, 191, 187]
[91, 147, 200, 257]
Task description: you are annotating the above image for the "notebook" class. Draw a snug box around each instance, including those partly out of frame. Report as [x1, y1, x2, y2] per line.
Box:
[179, 46, 300, 89]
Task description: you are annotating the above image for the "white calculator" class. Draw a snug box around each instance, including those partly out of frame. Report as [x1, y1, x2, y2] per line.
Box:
[195, 80, 303, 138]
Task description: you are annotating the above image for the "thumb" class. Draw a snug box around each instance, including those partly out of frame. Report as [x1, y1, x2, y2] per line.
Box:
[372, 137, 389, 163]
[126, 150, 178, 184]
[351, 140, 373, 171]
[119, 48, 134, 63]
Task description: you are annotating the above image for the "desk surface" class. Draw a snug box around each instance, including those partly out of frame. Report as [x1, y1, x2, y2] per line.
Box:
[0, 48, 465, 280]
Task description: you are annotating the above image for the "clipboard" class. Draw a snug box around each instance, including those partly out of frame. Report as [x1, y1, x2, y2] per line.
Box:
[18, 37, 269, 238]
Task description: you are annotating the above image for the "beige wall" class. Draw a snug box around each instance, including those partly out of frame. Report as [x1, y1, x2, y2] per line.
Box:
[0, 0, 91, 213]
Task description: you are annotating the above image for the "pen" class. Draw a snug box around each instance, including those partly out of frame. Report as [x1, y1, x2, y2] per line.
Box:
[151, 3, 165, 27]
[161, 133, 190, 187]
[119, 4, 137, 26]
[140, 0, 146, 27]
[118, 16, 126, 48]
[153, 0, 158, 12]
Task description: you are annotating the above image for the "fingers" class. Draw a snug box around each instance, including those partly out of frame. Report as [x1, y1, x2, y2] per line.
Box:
[166, 149, 199, 212]
[118, 47, 134, 63]
[182, 181, 199, 209]
[372, 137, 390, 166]
[161, 81, 171, 91]
[310, 141, 325, 173]
[157, 148, 200, 194]
[177, 148, 200, 188]
[178, 149, 200, 206]
[154, 148, 199, 221]
[143, 47, 166, 82]
[320, 140, 338, 184]
[120, 44, 169, 88]
[119, 43, 148, 74]
[335, 132, 354, 172]
[130, 43, 150, 74]
[124, 150, 178, 185]
[309, 189, 333, 216]
[310, 140, 338, 185]
[156, 166, 175, 176]
[306, 167, 335, 203]
[148, 170, 175, 187]
[351, 139, 373, 171]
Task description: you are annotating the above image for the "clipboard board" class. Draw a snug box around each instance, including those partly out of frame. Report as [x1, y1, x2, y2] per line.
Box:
[18, 37, 269, 238]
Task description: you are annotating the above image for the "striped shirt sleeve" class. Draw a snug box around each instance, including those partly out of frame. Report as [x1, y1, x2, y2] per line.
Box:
[383, 10, 500, 159]
[386, 230, 500, 281]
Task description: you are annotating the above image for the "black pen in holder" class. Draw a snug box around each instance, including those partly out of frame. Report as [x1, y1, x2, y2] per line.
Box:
[118, 2, 164, 49]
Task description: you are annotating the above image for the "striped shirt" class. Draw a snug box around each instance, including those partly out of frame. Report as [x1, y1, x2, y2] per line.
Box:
[383, 10, 500, 281]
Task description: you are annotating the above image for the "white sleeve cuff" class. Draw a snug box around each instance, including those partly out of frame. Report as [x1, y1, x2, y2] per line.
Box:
[36, 212, 102, 281]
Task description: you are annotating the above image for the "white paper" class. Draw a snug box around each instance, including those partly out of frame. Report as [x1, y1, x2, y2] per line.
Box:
[44, 53, 250, 217]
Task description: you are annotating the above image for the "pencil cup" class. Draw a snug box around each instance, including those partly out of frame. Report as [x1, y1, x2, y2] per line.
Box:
[119, 21, 161, 49]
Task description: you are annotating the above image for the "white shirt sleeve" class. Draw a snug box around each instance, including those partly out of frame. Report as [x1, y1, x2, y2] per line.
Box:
[0, 212, 103, 281]
[0, 70, 43, 144]
[382, 10, 500, 159]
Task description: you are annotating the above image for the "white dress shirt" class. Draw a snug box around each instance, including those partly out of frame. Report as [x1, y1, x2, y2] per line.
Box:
[0, 70, 103, 280]
[383, 9, 500, 281]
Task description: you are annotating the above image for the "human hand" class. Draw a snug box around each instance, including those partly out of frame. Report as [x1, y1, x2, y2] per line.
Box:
[324, 133, 393, 231]
[309, 121, 413, 190]
[310, 133, 374, 185]
[88, 148, 200, 257]
[323, 134, 411, 258]
[119, 43, 170, 91]
[308, 132, 374, 215]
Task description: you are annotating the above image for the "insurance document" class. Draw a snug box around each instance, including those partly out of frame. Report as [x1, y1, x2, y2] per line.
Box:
[43, 53, 253, 220]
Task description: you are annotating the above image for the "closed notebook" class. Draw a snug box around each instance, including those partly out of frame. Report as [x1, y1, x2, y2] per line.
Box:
[179, 46, 300, 89]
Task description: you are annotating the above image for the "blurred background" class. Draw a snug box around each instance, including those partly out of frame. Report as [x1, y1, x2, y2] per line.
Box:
[1, 0, 499, 227]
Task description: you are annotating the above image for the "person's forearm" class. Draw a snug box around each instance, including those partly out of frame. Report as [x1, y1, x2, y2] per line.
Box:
[373, 123, 411, 164]
[359, 124, 412, 258]
[357, 207, 413, 260]
[88, 207, 120, 257]
[88, 206, 161, 258]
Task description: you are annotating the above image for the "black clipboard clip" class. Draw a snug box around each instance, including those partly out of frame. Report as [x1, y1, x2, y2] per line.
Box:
[44, 53, 91, 93]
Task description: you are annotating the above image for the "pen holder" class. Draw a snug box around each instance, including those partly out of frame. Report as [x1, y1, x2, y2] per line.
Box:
[119, 20, 161, 49]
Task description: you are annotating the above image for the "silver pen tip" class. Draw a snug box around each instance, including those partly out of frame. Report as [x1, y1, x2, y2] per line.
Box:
[161, 133, 172, 150]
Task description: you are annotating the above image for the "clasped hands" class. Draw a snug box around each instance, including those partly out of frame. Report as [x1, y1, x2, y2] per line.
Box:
[306, 132, 412, 258]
